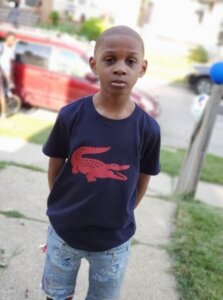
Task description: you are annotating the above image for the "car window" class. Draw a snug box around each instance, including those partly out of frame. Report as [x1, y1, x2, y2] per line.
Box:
[49, 47, 91, 77]
[15, 41, 51, 69]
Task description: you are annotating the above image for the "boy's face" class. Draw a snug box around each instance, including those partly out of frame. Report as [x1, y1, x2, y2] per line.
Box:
[89, 34, 147, 97]
[6, 35, 16, 47]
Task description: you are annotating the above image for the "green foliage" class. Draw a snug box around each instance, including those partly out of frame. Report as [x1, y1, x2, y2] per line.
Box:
[37, 22, 78, 36]
[79, 17, 105, 41]
[49, 10, 60, 26]
[169, 201, 223, 299]
[188, 45, 209, 63]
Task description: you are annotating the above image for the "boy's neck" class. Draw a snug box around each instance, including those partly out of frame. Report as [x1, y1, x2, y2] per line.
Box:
[93, 92, 135, 120]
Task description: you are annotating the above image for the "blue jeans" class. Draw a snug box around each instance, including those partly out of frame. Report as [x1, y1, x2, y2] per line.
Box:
[41, 225, 131, 300]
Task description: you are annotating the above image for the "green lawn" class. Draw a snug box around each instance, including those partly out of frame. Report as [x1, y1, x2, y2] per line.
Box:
[161, 148, 223, 185]
[169, 200, 223, 300]
[0, 113, 54, 144]
[1, 112, 223, 185]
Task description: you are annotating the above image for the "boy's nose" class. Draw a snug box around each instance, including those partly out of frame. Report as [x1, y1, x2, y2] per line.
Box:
[113, 62, 127, 75]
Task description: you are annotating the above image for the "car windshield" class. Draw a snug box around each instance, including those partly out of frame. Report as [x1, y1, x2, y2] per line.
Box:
[49, 47, 91, 77]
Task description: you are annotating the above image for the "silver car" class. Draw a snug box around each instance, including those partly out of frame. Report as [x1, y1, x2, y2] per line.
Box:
[186, 64, 213, 95]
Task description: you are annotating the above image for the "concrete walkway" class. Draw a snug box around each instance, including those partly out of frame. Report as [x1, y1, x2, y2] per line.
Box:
[0, 136, 222, 300]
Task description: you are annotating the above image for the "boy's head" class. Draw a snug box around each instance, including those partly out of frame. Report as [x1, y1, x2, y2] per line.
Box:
[89, 25, 147, 95]
[5, 32, 16, 47]
[94, 25, 145, 56]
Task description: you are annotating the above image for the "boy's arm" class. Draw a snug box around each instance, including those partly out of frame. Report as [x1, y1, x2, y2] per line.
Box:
[48, 157, 66, 191]
[135, 173, 151, 208]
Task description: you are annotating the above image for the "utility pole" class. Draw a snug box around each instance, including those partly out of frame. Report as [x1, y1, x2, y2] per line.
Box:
[175, 62, 223, 198]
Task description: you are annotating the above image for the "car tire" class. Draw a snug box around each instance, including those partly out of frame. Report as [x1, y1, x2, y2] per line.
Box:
[6, 94, 22, 116]
[195, 77, 213, 95]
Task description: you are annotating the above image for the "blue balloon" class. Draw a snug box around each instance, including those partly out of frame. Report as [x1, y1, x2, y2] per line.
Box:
[210, 62, 223, 84]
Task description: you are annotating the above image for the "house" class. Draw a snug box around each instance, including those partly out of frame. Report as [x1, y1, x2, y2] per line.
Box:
[1, 0, 223, 51]
[0, 0, 52, 24]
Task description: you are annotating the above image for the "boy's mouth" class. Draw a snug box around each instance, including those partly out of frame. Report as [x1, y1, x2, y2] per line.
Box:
[111, 80, 127, 88]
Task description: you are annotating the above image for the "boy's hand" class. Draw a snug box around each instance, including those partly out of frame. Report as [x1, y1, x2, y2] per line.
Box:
[48, 157, 66, 190]
[135, 173, 150, 208]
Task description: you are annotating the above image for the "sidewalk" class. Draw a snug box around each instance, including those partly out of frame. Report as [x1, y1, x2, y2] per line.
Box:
[0, 137, 222, 300]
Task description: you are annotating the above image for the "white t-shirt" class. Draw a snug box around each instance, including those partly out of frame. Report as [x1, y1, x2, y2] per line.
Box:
[0, 44, 16, 76]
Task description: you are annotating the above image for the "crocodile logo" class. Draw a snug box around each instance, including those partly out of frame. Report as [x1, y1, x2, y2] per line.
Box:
[71, 146, 130, 182]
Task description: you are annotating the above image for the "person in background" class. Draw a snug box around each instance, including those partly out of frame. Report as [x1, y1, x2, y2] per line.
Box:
[0, 32, 16, 118]
[8, 0, 20, 28]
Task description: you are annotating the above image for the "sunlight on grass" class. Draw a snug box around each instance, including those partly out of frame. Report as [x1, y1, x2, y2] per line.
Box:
[161, 148, 223, 185]
[0, 113, 54, 145]
[169, 201, 223, 300]
[144, 47, 190, 82]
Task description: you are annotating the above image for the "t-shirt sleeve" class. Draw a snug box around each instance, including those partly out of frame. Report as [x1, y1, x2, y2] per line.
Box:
[140, 123, 161, 175]
[42, 111, 69, 158]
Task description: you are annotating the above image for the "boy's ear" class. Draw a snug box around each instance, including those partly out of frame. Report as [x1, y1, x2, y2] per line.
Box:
[139, 59, 148, 78]
[89, 56, 97, 74]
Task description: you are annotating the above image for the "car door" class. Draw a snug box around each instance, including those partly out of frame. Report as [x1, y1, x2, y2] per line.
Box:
[14, 40, 52, 108]
[48, 47, 99, 110]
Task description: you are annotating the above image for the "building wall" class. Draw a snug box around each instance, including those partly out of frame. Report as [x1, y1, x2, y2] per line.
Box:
[144, 0, 223, 47]
[39, 0, 53, 23]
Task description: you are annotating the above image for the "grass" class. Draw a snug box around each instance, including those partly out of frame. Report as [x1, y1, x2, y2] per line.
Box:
[0, 160, 46, 172]
[36, 22, 79, 36]
[0, 112, 54, 144]
[161, 148, 223, 185]
[144, 43, 190, 82]
[0, 209, 47, 223]
[168, 200, 223, 300]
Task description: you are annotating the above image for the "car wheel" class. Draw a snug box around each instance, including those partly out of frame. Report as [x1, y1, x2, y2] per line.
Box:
[195, 77, 213, 95]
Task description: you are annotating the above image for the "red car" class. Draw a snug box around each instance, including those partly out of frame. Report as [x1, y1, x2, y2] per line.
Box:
[0, 27, 160, 118]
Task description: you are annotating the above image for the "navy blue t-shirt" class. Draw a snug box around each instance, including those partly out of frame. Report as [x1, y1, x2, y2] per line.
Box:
[43, 95, 161, 251]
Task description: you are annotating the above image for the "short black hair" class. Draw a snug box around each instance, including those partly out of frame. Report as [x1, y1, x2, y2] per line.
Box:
[94, 25, 144, 56]
[6, 31, 16, 39]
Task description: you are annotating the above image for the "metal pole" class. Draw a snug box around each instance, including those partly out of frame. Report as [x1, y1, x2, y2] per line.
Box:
[175, 84, 223, 198]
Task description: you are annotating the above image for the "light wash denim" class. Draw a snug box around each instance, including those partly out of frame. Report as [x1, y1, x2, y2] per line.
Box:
[42, 225, 131, 300]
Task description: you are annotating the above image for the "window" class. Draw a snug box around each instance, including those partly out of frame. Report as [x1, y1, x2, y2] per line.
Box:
[49, 48, 90, 77]
[15, 41, 51, 68]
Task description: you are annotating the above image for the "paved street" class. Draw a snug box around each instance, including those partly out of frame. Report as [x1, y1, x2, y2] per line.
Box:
[137, 78, 223, 157]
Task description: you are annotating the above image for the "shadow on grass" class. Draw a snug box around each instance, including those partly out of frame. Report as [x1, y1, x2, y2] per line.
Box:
[26, 126, 53, 145]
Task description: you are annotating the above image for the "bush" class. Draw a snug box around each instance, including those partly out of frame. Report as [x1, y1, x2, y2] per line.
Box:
[49, 11, 60, 27]
[188, 45, 209, 63]
[79, 17, 105, 41]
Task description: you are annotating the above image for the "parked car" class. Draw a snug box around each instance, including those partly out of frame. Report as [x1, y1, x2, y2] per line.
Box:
[0, 27, 160, 118]
[186, 64, 213, 95]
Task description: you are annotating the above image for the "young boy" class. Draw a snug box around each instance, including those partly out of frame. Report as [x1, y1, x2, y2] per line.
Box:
[41, 25, 161, 300]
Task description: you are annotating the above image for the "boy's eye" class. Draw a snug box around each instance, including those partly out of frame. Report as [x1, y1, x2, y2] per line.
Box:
[104, 57, 114, 64]
[127, 58, 136, 65]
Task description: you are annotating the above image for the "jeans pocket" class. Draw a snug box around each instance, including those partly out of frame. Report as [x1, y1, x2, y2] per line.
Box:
[105, 239, 131, 256]
[47, 226, 76, 271]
